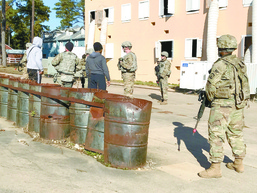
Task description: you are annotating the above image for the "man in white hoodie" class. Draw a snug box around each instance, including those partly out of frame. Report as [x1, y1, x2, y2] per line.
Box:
[26, 36, 44, 83]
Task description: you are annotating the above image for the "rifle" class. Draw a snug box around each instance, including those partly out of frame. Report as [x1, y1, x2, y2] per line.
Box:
[193, 91, 211, 134]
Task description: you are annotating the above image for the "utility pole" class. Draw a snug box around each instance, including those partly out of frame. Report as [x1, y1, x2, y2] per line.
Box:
[2, 0, 6, 67]
[31, 0, 35, 42]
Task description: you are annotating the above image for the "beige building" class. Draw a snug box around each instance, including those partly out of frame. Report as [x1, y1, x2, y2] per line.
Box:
[84, 0, 253, 85]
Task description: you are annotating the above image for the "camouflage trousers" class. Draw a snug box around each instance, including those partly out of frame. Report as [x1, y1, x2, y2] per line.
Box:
[159, 76, 169, 101]
[208, 102, 246, 162]
[54, 74, 74, 88]
[122, 72, 135, 98]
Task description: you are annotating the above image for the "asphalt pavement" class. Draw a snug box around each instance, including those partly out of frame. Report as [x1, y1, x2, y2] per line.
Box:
[0, 75, 256, 193]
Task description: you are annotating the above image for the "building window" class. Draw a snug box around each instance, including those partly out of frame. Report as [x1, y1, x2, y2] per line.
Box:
[139, 1, 149, 20]
[104, 7, 114, 24]
[243, 0, 253, 6]
[121, 3, 131, 22]
[218, 0, 228, 8]
[159, 0, 175, 17]
[186, 0, 200, 12]
[185, 38, 202, 58]
[241, 35, 252, 58]
[155, 40, 173, 58]
[90, 11, 95, 22]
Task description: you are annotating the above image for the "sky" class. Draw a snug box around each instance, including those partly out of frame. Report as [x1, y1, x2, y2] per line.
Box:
[42, 0, 62, 31]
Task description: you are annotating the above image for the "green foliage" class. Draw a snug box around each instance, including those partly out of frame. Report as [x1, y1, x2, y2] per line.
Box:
[4, 0, 50, 49]
[54, 0, 85, 30]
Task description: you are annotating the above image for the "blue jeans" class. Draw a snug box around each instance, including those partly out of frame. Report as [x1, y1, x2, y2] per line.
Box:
[88, 74, 106, 90]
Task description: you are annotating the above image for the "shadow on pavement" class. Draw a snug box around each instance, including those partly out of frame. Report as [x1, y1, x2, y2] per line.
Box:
[149, 93, 161, 101]
[173, 122, 233, 169]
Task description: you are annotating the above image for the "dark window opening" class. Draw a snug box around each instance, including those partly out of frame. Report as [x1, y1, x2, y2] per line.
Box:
[161, 41, 173, 58]
[244, 36, 252, 54]
[104, 9, 109, 18]
[192, 39, 197, 57]
[163, 0, 172, 15]
[90, 11, 95, 22]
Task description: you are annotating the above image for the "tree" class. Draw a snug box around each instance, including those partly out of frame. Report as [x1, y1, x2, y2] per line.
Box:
[54, 0, 85, 30]
[3, 0, 50, 49]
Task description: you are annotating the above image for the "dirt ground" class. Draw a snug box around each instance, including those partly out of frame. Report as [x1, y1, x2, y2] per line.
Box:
[0, 65, 23, 75]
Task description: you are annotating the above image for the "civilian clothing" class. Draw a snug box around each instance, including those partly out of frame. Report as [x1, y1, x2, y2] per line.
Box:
[26, 37, 43, 71]
[86, 52, 110, 81]
[88, 74, 106, 90]
[27, 69, 42, 83]
[26, 37, 43, 83]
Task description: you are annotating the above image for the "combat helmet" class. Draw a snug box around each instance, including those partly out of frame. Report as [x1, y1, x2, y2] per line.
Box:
[217, 34, 237, 52]
[161, 51, 169, 58]
[26, 43, 32, 49]
[121, 41, 132, 48]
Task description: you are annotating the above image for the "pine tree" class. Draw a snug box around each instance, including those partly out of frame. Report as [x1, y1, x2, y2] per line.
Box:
[54, 0, 85, 30]
[4, 0, 50, 49]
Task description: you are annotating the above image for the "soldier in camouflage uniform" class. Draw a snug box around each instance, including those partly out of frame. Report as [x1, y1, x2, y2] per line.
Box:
[52, 42, 80, 87]
[155, 51, 171, 105]
[198, 34, 250, 178]
[117, 41, 137, 98]
[20, 42, 32, 79]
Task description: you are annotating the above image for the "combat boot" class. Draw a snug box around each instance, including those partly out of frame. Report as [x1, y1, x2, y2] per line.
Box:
[198, 162, 222, 178]
[226, 158, 244, 173]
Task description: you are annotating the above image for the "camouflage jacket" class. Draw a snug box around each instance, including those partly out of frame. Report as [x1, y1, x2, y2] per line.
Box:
[20, 52, 27, 65]
[52, 51, 80, 82]
[155, 59, 171, 78]
[206, 54, 250, 108]
[74, 58, 86, 78]
[117, 52, 137, 73]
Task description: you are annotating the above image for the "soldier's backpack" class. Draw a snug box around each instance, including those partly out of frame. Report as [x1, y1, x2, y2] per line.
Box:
[222, 58, 250, 109]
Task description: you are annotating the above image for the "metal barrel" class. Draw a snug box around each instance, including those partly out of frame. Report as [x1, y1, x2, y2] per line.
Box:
[7, 77, 20, 122]
[29, 83, 60, 133]
[16, 79, 32, 127]
[0, 75, 10, 117]
[104, 97, 152, 169]
[84, 92, 123, 154]
[69, 88, 102, 144]
[40, 86, 70, 140]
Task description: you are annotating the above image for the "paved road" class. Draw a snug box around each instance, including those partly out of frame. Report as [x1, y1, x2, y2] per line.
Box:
[0, 76, 256, 193]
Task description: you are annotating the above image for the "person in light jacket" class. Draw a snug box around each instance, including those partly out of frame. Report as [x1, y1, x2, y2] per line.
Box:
[26, 37, 44, 83]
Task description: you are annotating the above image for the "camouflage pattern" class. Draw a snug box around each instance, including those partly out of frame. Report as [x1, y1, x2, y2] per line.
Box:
[217, 34, 237, 49]
[206, 54, 249, 162]
[118, 51, 137, 97]
[51, 51, 80, 87]
[122, 72, 135, 97]
[20, 52, 29, 79]
[155, 59, 171, 101]
[121, 41, 132, 47]
[117, 52, 137, 72]
[208, 103, 246, 162]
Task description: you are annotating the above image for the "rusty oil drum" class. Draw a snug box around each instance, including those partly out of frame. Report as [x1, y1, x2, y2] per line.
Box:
[40, 86, 70, 140]
[0, 75, 10, 118]
[29, 83, 60, 133]
[84, 92, 123, 153]
[104, 97, 152, 169]
[69, 88, 99, 144]
[7, 77, 20, 122]
[16, 79, 31, 127]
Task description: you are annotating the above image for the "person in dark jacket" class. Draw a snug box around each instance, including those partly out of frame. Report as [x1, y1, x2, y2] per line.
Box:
[86, 42, 110, 90]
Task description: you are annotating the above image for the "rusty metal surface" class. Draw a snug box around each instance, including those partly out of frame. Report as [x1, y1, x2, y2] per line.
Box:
[29, 83, 60, 133]
[0, 75, 10, 118]
[69, 88, 98, 144]
[7, 77, 19, 122]
[16, 80, 31, 127]
[40, 86, 70, 140]
[84, 92, 122, 153]
[84, 107, 105, 154]
[104, 97, 152, 169]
